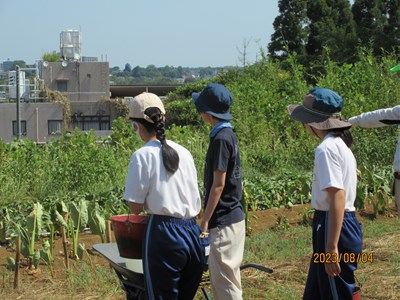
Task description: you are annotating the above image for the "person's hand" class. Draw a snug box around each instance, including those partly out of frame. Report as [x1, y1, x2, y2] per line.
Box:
[200, 219, 208, 234]
[347, 117, 358, 126]
[324, 248, 341, 277]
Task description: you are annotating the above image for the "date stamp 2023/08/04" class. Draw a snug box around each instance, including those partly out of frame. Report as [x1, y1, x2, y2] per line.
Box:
[313, 252, 374, 264]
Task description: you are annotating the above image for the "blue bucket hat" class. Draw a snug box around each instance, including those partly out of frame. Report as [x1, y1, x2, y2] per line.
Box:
[192, 83, 233, 121]
[287, 87, 352, 130]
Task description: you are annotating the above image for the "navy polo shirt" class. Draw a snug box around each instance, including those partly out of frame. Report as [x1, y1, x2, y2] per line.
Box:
[204, 127, 244, 229]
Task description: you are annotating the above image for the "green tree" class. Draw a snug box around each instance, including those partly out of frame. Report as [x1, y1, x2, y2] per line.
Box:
[352, 0, 399, 55]
[42, 52, 60, 62]
[352, 0, 387, 54]
[306, 0, 357, 64]
[382, 0, 400, 53]
[268, 0, 308, 61]
[123, 63, 132, 76]
[144, 65, 161, 78]
[131, 66, 143, 78]
[199, 67, 214, 78]
[159, 65, 180, 78]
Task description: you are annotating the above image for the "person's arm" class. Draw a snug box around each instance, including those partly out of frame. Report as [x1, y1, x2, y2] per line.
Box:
[324, 187, 345, 277]
[349, 105, 400, 127]
[200, 170, 226, 233]
[128, 202, 144, 215]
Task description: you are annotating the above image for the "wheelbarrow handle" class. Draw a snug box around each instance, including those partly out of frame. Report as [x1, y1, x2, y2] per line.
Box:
[240, 263, 273, 273]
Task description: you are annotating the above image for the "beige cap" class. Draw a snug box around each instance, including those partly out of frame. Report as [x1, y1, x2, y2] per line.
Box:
[128, 92, 166, 123]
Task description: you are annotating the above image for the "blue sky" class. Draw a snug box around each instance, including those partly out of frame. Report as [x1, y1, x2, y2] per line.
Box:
[0, 0, 279, 68]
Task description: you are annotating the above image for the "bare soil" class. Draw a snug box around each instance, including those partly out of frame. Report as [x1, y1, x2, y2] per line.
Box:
[0, 202, 398, 300]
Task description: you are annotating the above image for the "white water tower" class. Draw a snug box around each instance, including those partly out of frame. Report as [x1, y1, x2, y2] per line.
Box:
[60, 30, 82, 62]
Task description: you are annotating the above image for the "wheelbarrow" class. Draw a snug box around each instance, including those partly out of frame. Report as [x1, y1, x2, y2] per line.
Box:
[93, 243, 146, 300]
[93, 243, 273, 300]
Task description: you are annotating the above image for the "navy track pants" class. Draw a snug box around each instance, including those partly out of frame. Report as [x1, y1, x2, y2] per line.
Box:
[143, 215, 209, 300]
[303, 210, 362, 300]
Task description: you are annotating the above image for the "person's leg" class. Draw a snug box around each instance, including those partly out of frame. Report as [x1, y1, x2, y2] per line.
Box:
[303, 260, 322, 300]
[178, 222, 208, 300]
[321, 212, 362, 300]
[334, 212, 363, 299]
[209, 220, 245, 300]
[303, 211, 324, 300]
[395, 171, 400, 217]
[143, 216, 188, 300]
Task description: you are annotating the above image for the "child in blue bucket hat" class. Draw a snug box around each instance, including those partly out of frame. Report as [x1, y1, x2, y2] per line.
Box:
[192, 83, 245, 300]
[288, 88, 363, 300]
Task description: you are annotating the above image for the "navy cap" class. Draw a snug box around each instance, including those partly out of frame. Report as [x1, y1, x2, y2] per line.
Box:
[192, 83, 233, 121]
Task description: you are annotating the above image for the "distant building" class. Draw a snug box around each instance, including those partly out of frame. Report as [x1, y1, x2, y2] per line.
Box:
[2, 60, 14, 72]
[8, 70, 26, 99]
[0, 29, 180, 143]
[41, 61, 110, 101]
[82, 56, 98, 62]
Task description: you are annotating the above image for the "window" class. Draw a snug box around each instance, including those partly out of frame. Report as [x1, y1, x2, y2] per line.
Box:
[48, 120, 63, 135]
[57, 80, 68, 92]
[71, 115, 110, 131]
[12, 120, 27, 136]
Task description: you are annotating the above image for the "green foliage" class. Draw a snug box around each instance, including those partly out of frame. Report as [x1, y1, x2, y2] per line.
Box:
[69, 199, 89, 259]
[87, 202, 106, 243]
[166, 99, 202, 126]
[42, 52, 60, 62]
[352, 0, 400, 56]
[0, 49, 397, 240]
[268, 0, 308, 61]
[358, 166, 393, 217]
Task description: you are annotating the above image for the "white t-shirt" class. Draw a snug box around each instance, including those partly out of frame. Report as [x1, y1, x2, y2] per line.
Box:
[311, 134, 357, 212]
[123, 140, 201, 219]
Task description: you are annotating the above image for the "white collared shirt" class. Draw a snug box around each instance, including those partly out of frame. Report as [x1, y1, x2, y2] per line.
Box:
[124, 140, 201, 218]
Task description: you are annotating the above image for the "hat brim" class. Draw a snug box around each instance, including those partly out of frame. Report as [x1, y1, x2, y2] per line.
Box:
[287, 104, 351, 130]
[192, 92, 233, 121]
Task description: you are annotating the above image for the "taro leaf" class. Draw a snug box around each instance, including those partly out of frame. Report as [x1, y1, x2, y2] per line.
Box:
[0, 208, 10, 243]
[6, 257, 15, 268]
[40, 240, 52, 266]
[77, 243, 85, 260]
[59, 201, 68, 218]
[55, 210, 68, 228]
[27, 202, 43, 240]
[69, 200, 88, 231]
[33, 250, 41, 269]
[88, 202, 106, 243]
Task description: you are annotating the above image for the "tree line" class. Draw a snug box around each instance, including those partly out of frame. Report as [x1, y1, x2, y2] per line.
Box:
[109, 64, 234, 85]
[268, 0, 399, 76]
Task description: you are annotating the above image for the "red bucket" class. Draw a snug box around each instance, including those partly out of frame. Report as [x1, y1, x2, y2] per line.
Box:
[353, 286, 361, 300]
[111, 214, 148, 259]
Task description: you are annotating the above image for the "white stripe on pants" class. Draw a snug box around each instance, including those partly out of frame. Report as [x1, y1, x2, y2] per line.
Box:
[209, 220, 245, 300]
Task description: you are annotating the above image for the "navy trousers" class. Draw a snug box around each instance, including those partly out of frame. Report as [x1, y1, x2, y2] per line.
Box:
[303, 210, 362, 300]
[143, 215, 209, 300]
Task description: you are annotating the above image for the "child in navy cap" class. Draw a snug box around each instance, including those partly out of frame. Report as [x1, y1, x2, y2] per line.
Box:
[193, 83, 245, 300]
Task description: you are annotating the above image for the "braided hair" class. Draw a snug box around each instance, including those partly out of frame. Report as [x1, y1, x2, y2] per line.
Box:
[133, 107, 179, 174]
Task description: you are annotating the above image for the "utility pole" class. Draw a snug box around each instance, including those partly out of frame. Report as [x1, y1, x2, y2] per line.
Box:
[15, 65, 21, 139]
